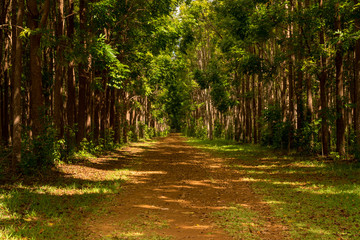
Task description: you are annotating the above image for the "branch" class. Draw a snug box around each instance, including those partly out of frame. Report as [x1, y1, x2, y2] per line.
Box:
[0, 24, 25, 30]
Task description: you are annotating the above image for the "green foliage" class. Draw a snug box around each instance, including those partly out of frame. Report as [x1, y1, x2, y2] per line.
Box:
[75, 129, 117, 160]
[183, 117, 208, 139]
[225, 123, 234, 140]
[128, 126, 139, 142]
[138, 122, 154, 140]
[214, 120, 225, 139]
[193, 68, 208, 89]
[295, 119, 322, 154]
[90, 35, 130, 89]
[194, 119, 208, 140]
[21, 120, 57, 175]
[260, 103, 291, 149]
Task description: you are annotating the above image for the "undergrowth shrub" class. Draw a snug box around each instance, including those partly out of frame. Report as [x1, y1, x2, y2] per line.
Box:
[261, 104, 291, 149]
[194, 123, 207, 139]
[156, 126, 170, 137]
[101, 129, 115, 150]
[21, 121, 56, 174]
[295, 119, 321, 153]
[225, 123, 234, 140]
[214, 120, 224, 139]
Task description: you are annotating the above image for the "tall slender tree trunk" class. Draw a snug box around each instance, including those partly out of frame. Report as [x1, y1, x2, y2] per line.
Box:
[54, 0, 64, 137]
[319, 0, 329, 156]
[288, 52, 295, 150]
[304, 0, 313, 123]
[241, 74, 246, 142]
[27, 0, 50, 138]
[287, 1, 295, 150]
[335, 3, 346, 155]
[77, 0, 87, 144]
[253, 75, 257, 143]
[66, 0, 76, 151]
[2, 44, 9, 145]
[100, 80, 109, 139]
[354, 0, 360, 158]
[12, 0, 23, 170]
[245, 75, 251, 143]
[93, 90, 100, 142]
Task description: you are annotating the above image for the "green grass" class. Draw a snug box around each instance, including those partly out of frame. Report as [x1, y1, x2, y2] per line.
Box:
[212, 204, 264, 240]
[0, 167, 129, 239]
[188, 138, 360, 240]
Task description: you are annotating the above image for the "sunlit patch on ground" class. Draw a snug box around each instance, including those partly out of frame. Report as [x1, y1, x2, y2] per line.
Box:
[190, 138, 360, 240]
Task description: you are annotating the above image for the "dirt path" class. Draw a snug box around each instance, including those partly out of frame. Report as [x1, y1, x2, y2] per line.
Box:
[83, 134, 286, 239]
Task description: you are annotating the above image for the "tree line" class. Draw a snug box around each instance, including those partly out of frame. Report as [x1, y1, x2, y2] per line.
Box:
[0, 0, 180, 172]
[1, 0, 359, 174]
[177, 0, 360, 159]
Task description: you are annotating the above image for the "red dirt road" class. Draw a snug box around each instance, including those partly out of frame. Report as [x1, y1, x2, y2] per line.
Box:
[82, 134, 286, 239]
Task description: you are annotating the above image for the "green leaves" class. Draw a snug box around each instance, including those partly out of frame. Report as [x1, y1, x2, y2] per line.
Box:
[90, 35, 130, 89]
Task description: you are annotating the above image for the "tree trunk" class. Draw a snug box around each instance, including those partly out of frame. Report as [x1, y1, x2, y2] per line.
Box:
[245, 75, 251, 143]
[354, 0, 360, 158]
[27, 0, 50, 138]
[12, 0, 23, 170]
[319, 0, 329, 156]
[335, 3, 346, 155]
[77, 0, 87, 144]
[54, 0, 64, 138]
[65, 0, 76, 152]
[93, 90, 100, 142]
[2, 42, 9, 145]
[253, 74, 257, 143]
[287, 1, 295, 150]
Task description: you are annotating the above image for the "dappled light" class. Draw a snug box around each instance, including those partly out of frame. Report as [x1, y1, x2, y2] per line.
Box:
[191, 138, 360, 239]
[2, 0, 360, 239]
[79, 134, 286, 240]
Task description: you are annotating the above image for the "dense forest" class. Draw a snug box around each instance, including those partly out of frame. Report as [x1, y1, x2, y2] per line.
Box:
[1, 0, 360, 173]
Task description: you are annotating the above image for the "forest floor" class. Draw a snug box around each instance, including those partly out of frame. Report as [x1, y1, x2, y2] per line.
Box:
[78, 133, 287, 239]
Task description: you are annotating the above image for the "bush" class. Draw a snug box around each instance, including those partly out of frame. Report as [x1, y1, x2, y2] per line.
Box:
[260, 104, 292, 149]
[214, 120, 224, 139]
[225, 123, 234, 140]
[295, 119, 321, 154]
[21, 123, 57, 174]
[195, 124, 208, 139]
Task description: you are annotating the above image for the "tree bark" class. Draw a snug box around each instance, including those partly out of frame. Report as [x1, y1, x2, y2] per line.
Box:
[27, 0, 50, 138]
[245, 75, 251, 143]
[319, 0, 329, 156]
[354, 0, 360, 158]
[77, 0, 88, 144]
[335, 3, 346, 155]
[65, 0, 76, 151]
[12, 0, 23, 170]
[54, 0, 65, 138]
[287, 1, 295, 150]
[253, 74, 257, 144]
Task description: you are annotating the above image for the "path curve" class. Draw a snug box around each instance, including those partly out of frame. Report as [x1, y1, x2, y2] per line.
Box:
[84, 134, 286, 239]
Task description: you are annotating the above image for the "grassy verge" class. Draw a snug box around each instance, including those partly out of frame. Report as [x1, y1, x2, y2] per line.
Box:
[212, 204, 265, 240]
[0, 144, 145, 240]
[0, 172, 128, 240]
[188, 139, 360, 240]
